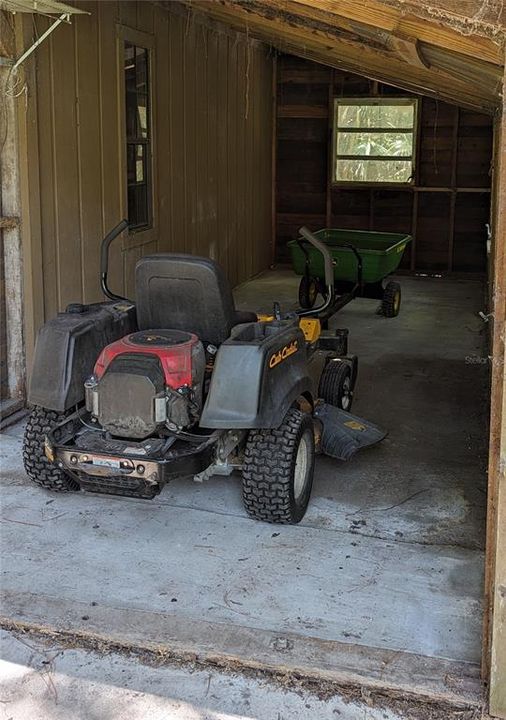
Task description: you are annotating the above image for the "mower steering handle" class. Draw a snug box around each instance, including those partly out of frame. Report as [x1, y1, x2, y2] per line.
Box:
[100, 219, 129, 277]
[298, 226, 335, 293]
[100, 219, 131, 303]
[297, 225, 335, 317]
[297, 227, 337, 318]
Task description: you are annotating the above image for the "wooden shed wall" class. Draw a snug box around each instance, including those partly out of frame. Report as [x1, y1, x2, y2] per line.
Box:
[276, 55, 493, 274]
[18, 1, 272, 359]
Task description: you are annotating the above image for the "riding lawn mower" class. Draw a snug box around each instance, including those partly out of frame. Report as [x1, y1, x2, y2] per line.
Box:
[23, 222, 385, 524]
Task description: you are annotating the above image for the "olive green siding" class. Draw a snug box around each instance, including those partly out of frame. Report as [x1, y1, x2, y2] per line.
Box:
[17, 1, 273, 365]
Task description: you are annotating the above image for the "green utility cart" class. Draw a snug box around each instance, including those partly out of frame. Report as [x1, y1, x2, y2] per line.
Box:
[288, 228, 411, 318]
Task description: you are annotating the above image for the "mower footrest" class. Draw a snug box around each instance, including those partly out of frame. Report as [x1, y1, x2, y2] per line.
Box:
[315, 403, 387, 461]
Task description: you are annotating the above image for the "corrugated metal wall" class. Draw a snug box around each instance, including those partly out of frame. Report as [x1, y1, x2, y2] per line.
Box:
[20, 1, 272, 344]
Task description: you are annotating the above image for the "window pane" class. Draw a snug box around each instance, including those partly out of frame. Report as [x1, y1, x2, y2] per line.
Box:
[128, 184, 148, 228]
[337, 103, 415, 129]
[124, 41, 151, 229]
[127, 144, 136, 184]
[337, 131, 413, 157]
[135, 144, 144, 182]
[136, 47, 148, 92]
[335, 159, 413, 183]
[136, 93, 148, 139]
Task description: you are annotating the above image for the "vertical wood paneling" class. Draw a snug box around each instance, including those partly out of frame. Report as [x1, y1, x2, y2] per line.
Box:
[195, 24, 208, 257]
[97, 1, 123, 297]
[50, 21, 81, 309]
[167, 12, 186, 253]
[135, 1, 153, 34]
[236, 43, 247, 285]
[185, 16, 198, 256]
[25, 1, 273, 338]
[207, 30, 218, 264]
[75, 1, 102, 303]
[14, 14, 45, 371]
[34, 16, 58, 320]
[155, 6, 170, 253]
[227, 37, 239, 286]
[245, 44, 254, 280]
[216, 33, 229, 277]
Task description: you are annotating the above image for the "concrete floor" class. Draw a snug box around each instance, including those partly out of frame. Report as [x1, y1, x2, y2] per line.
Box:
[0, 273, 488, 707]
[0, 628, 408, 720]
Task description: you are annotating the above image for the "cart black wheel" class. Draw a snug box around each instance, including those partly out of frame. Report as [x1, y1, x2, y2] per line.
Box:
[298, 276, 318, 309]
[23, 406, 79, 491]
[381, 281, 401, 318]
[319, 361, 354, 411]
[242, 408, 315, 524]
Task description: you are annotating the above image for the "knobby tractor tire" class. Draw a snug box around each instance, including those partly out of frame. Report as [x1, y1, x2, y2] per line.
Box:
[381, 281, 402, 318]
[319, 361, 354, 411]
[242, 408, 315, 524]
[23, 406, 79, 491]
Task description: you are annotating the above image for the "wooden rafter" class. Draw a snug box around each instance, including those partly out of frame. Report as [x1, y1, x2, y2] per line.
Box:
[289, 0, 504, 65]
[388, 33, 430, 69]
[180, 0, 503, 112]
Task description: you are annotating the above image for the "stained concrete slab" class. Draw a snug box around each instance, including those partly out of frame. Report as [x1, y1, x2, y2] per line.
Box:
[0, 274, 487, 705]
[235, 273, 489, 551]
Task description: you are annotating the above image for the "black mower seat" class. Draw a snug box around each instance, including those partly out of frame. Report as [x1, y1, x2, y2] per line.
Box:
[135, 254, 257, 346]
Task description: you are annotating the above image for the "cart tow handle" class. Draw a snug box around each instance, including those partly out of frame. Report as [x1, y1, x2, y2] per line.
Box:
[297, 226, 335, 317]
[100, 219, 132, 303]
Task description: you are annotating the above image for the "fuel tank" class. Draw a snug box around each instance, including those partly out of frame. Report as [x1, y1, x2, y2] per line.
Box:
[28, 301, 137, 412]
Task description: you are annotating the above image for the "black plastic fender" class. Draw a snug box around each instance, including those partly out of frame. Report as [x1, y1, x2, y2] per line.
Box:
[28, 302, 137, 412]
[200, 320, 314, 429]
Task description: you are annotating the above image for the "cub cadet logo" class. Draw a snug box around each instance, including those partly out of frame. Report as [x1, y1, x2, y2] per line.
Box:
[269, 340, 298, 369]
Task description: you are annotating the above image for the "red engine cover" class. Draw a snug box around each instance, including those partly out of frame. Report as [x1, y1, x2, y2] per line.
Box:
[94, 330, 199, 389]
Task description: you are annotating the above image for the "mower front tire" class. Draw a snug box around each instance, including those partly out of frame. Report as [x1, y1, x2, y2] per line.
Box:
[242, 408, 315, 524]
[23, 406, 80, 492]
[319, 361, 354, 411]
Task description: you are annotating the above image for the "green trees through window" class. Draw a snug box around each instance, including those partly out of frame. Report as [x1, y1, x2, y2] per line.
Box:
[333, 99, 417, 184]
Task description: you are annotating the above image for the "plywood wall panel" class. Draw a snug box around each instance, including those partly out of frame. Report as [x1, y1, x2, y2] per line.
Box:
[215, 32, 229, 279]
[34, 19, 57, 320]
[97, 0, 123, 298]
[226, 38, 239, 286]
[75, 3, 103, 303]
[49, 24, 82, 309]
[22, 1, 273, 341]
[206, 31, 219, 267]
[166, 11, 186, 253]
[415, 194, 452, 270]
[453, 193, 489, 272]
[154, 5, 170, 253]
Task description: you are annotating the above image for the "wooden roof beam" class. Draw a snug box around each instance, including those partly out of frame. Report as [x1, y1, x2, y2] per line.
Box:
[182, 1, 499, 112]
[288, 0, 504, 66]
[389, 33, 430, 69]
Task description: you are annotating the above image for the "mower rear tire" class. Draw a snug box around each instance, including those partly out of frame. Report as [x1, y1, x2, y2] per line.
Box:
[298, 275, 318, 309]
[381, 281, 401, 318]
[319, 361, 354, 411]
[242, 408, 315, 524]
[23, 406, 79, 491]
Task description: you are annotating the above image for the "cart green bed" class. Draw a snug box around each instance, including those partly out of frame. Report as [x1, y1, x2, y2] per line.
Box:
[288, 228, 411, 318]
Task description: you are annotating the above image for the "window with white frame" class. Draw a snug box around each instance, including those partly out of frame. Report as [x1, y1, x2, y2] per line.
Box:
[333, 98, 418, 184]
